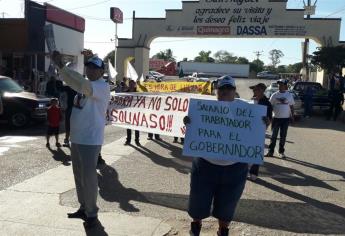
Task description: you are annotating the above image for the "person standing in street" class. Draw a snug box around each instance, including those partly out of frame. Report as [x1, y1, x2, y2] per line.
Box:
[124, 80, 141, 146]
[63, 85, 77, 146]
[303, 86, 314, 118]
[52, 52, 110, 228]
[327, 76, 344, 121]
[185, 76, 251, 236]
[266, 79, 295, 159]
[248, 83, 272, 181]
[46, 98, 62, 148]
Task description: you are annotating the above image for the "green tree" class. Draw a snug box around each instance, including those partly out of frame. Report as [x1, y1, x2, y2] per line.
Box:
[214, 50, 237, 63]
[154, 49, 176, 62]
[194, 50, 215, 63]
[236, 57, 249, 64]
[276, 65, 287, 74]
[311, 46, 345, 74]
[249, 59, 265, 73]
[286, 62, 303, 73]
[269, 49, 284, 68]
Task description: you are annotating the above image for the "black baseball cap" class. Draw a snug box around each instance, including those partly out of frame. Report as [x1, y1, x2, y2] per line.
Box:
[249, 83, 267, 90]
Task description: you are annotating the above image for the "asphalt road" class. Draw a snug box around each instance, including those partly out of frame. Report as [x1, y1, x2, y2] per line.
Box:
[1, 78, 345, 235]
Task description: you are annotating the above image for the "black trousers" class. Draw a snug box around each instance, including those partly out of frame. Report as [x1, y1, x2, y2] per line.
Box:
[126, 129, 139, 142]
[268, 118, 290, 154]
[148, 133, 160, 139]
[328, 101, 342, 121]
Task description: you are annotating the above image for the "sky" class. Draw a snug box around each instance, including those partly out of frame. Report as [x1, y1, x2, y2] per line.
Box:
[1, 0, 345, 66]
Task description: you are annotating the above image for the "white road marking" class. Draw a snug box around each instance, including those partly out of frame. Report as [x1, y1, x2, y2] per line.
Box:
[0, 136, 38, 156]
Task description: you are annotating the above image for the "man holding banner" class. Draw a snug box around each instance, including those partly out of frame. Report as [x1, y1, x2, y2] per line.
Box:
[52, 51, 110, 229]
[184, 76, 267, 236]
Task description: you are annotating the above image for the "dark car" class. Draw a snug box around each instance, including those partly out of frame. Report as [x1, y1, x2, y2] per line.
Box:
[0, 76, 51, 128]
[291, 82, 331, 110]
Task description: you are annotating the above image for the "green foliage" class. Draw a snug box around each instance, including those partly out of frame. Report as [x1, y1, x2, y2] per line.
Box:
[214, 50, 237, 63]
[311, 46, 345, 74]
[269, 49, 284, 68]
[154, 49, 176, 62]
[194, 50, 215, 63]
[249, 59, 264, 73]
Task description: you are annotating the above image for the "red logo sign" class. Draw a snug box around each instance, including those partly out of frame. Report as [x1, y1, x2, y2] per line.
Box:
[110, 7, 123, 24]
[197, 26, 231, 35]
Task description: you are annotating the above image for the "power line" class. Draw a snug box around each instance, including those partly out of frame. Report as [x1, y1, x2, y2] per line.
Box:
[253, 51, 263, 61]
[325, 5, 345, 17]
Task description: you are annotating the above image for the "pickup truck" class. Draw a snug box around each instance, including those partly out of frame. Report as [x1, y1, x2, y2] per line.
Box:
[0, 76, 51, 128]
[291, 82, 331, 110]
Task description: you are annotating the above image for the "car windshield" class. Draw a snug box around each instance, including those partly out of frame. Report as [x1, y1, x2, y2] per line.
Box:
[0, 78, 24, 93]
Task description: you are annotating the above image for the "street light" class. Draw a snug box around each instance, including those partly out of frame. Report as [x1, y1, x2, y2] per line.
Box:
[110, 7, 123, 76]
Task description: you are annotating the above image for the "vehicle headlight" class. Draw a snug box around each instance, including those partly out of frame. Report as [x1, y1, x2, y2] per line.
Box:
[38, 103, 46, 108]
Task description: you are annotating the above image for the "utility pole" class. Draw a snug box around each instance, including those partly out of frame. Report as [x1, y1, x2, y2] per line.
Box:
[254, 51, 263, 61]
[303, 0, 315, 81]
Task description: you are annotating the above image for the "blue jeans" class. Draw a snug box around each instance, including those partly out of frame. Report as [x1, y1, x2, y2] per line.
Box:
[268, 118, 290, 154]
[188, 158, 248, 222]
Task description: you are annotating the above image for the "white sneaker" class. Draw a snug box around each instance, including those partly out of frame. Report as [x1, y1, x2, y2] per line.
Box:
[279, 153, 286, 159]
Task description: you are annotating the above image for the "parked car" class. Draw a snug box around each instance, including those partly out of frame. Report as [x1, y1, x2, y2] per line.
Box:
[257, 71, 280, 80]
[265, 88, 304, 118]
[267, 82, 278, 90]
[291, 82, 331, 111]
[0, 76, 51, 128]
[148, 71, 165, 82]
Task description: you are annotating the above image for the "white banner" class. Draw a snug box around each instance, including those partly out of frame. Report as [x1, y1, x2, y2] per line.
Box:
[126, 61, 138, 81]
[183, 99, 267, 165]
[108, 60, 117, 82]
[107, 93, 214, 137]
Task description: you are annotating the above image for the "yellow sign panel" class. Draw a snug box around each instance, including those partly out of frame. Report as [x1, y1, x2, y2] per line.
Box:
[137, 81, 212, 94]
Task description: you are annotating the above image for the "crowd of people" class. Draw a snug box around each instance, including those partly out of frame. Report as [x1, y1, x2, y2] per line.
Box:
[45, 50, 345, 236]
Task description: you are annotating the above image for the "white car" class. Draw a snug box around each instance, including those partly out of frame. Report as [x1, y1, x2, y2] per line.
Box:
[257, 71, 280, 80]
[148, 71, 165, 81]
[268, 82, 278, 90]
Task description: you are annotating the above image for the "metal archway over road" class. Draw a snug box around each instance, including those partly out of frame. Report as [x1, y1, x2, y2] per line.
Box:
[116, 0, 344, 81]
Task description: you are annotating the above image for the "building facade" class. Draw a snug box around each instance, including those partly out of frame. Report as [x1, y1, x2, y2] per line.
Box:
[0, 0, 85, 92]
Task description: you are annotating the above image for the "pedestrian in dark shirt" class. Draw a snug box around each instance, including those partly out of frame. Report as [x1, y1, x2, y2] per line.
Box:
[46, 76, 58, 98]
[248, 83, 272, 181]
[63, 85, 77, 146]
[124, 80, 140, 146]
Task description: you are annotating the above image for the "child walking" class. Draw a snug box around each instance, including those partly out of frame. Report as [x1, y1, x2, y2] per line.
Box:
[46, 98, 62, 148]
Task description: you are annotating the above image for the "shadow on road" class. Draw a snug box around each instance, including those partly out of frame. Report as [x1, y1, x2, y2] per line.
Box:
[285, 156, 345, 180]
[98, 165, 148, 212]
[293, 116, 345, 132]
[47, 146, 71, 166]
[61, 162, 345, 234]
[259, 161, 338, 191]
[141, 186, 345, 234]
[131, 142, 191, 175]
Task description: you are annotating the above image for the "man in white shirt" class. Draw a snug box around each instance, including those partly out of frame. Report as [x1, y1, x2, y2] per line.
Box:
[266, 79, 295, 159]
[52, 52, 110, 228]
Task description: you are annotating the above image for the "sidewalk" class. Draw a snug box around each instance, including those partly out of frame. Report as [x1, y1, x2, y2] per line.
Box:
[0, 138, 172, 236]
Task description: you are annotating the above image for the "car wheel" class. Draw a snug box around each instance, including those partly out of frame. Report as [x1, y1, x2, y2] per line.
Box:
[9, 112, 29, 128]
